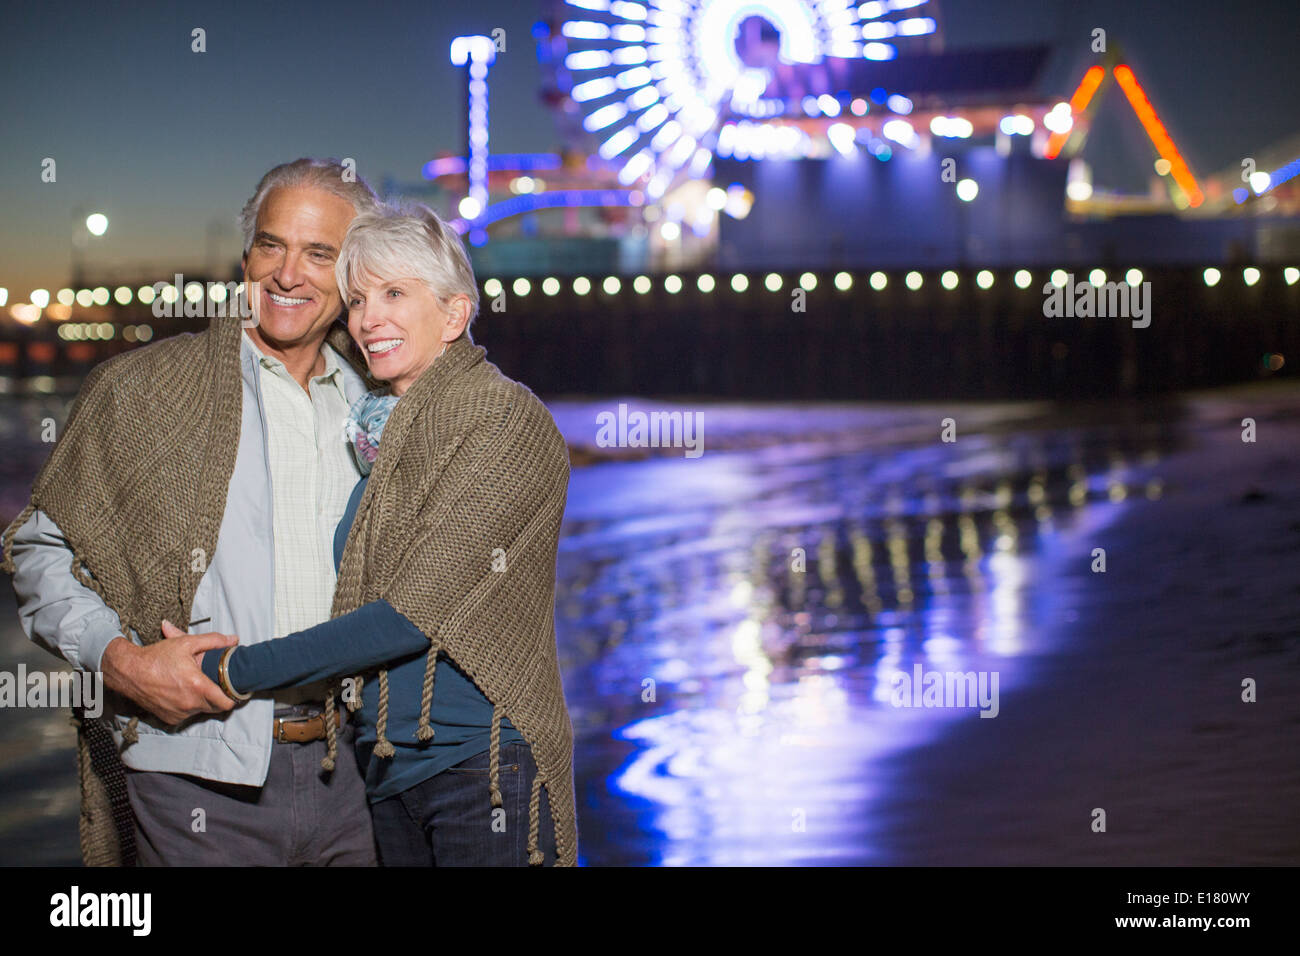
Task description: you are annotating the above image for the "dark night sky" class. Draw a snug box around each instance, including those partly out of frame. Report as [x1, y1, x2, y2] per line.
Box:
[2, 0, 1297, 293]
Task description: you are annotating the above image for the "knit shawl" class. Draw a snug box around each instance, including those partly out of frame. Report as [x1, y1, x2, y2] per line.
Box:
[1, 315, 257, 863]
[324, 332, 577, 866]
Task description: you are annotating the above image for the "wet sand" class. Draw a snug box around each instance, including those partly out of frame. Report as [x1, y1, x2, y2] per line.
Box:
[870, 384, 1300, 865]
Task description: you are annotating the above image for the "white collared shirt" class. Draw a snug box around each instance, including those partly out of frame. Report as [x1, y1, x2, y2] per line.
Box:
[242, 331, 359, 700]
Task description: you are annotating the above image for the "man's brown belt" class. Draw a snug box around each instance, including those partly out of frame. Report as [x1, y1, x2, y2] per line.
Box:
[273, 708, 344, 744]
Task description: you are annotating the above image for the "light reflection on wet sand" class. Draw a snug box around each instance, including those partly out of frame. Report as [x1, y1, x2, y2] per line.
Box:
[553, 401, 1176, 865]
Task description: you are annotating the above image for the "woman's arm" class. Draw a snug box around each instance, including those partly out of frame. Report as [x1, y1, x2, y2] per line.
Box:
[200, 600, 429, 696]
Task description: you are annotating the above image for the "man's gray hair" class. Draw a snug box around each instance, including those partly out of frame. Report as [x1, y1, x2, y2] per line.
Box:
[239, 158, 381, 254]
[335, 201, 480, 328]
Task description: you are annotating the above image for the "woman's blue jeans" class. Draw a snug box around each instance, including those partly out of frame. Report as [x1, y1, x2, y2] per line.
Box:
[369, 742, 557, 866]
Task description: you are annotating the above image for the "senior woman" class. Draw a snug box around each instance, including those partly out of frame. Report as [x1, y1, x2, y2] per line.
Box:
[194, 202, 576, 866]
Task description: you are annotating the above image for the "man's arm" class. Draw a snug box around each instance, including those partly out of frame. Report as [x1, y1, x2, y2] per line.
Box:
[9, 508, 237, 724]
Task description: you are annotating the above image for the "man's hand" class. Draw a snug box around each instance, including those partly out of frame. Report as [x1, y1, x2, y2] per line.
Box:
[100, 621, 239, 725]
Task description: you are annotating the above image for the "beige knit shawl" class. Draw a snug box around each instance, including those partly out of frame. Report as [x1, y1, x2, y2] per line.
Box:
[2, 315, 578, 867]
[324, 331, 577, 866]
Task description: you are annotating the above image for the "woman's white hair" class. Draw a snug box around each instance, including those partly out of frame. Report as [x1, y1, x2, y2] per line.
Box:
[335, 200, 480, 329]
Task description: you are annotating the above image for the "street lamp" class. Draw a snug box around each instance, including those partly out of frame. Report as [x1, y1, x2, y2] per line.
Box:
[71, 207, 108, 284]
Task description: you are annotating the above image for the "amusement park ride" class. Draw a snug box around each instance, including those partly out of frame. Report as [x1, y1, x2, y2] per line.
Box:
[377, 0, 1300, 274]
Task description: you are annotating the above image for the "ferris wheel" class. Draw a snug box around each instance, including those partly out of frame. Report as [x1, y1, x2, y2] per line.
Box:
[556, 0, 943, 195]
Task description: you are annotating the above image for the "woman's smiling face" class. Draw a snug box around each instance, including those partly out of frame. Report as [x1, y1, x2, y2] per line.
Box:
[347, 275, 469, 395]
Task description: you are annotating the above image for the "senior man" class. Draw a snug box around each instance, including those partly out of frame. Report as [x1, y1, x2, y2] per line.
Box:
[2, 158, 383, 865]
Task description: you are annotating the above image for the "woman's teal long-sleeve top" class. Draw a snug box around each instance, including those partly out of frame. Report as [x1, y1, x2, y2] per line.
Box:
[201, 475, 524, 801]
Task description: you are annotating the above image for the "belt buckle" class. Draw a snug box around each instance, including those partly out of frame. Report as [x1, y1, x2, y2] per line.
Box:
[275, 713, 317, 743]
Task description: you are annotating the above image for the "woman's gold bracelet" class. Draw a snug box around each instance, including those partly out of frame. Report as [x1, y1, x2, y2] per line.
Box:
[218, 646, 251, 702]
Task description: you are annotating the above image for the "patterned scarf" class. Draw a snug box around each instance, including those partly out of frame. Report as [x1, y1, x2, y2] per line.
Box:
[343, 391, 400, 476]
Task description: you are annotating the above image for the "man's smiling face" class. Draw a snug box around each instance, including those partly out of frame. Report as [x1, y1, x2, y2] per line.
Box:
[241, 185, 355, 354]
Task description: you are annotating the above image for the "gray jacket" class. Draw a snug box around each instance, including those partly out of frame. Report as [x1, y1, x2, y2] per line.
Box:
[9, 333, 368, 786]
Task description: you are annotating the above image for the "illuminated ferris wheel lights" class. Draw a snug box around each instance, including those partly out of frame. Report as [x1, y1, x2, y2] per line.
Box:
[571, 77, 617, 102]
[665, 135, 696, 168]
[626, 85, 659, 109]
[897, 17, 937, 36]
[612, 46, 648, 65]
[638, 104, 670, 132]
[563, 21, 611, 40]
[612, 24, 647, 42]
[599, 126, 640, 159]
[609, 2, 647, 21]
[614, 66, 653, 89]
[561, 0, 937, 191]
[618, 150, 655, 185]
[584, 102, 629, 132]
[566, 50, 612, 71]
